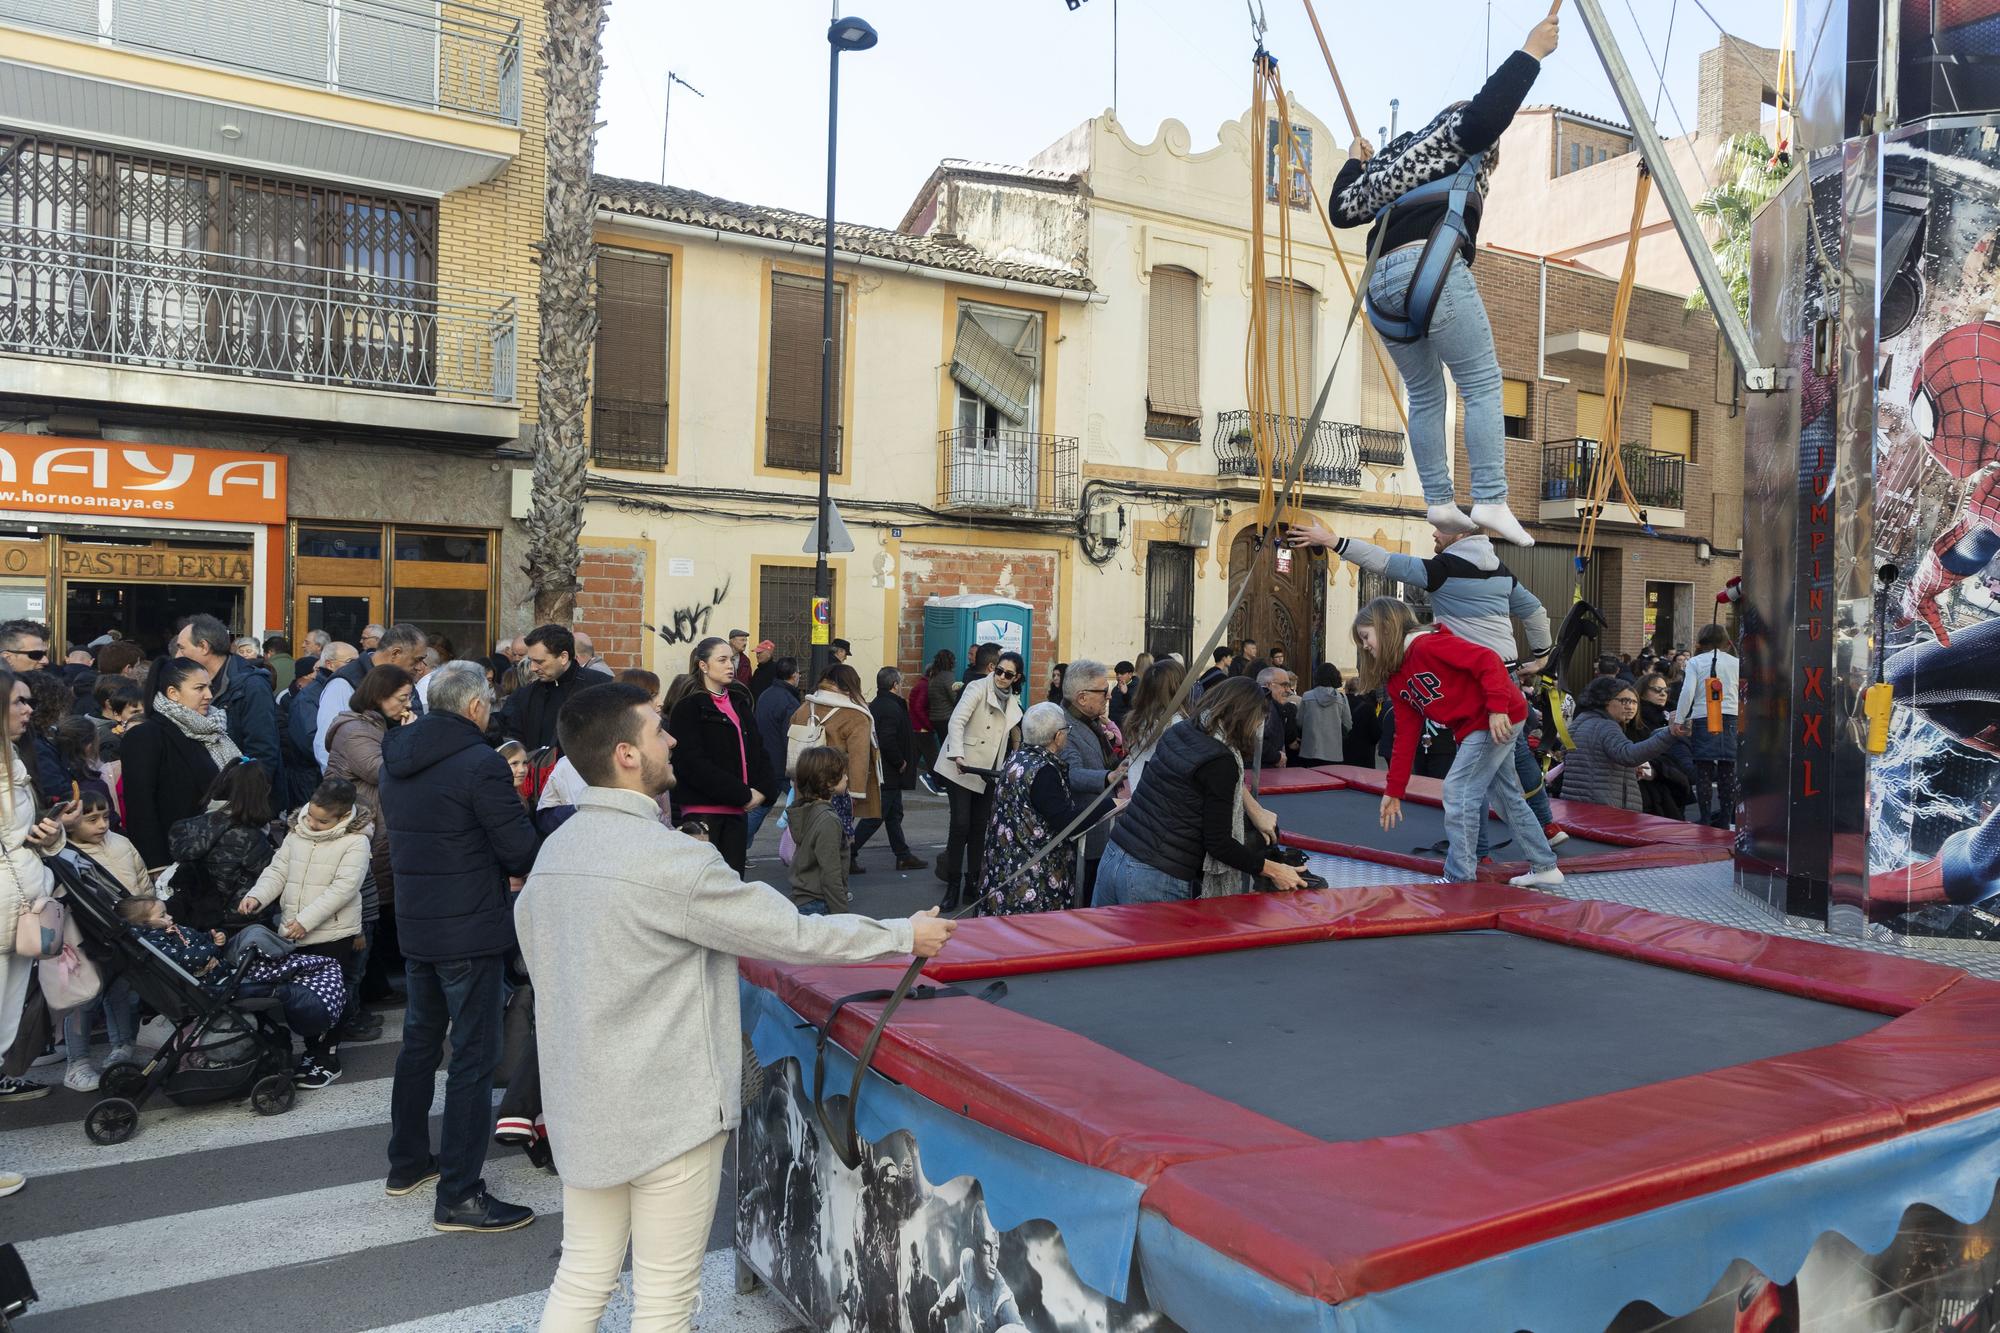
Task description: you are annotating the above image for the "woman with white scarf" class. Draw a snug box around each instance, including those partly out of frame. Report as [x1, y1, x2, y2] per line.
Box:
[121, 656, 241, 871]
[1093, 678, 1307, 905]
[0, 665, 74, 1193]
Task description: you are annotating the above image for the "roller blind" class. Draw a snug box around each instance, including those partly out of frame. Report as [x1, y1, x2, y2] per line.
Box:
[591, 250, 670, 469]
[767, 273, 843, 470]
[1147, 266, 1201, 419]
[951, 311, 1034, 423]
[1577, 391, 1606, 443]
[1650, 404, 1695, 460]
[1262, 278, 1316, 416]
[1502, 378, 1529, 418]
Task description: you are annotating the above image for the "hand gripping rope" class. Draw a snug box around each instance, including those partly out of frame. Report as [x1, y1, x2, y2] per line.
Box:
[807, 44, 1396, 1170]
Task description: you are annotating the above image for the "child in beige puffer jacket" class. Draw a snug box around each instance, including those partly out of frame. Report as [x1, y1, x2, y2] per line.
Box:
[238, 777, 370, 1087]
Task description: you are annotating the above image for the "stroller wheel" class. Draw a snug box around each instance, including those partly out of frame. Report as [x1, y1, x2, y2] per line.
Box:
[99, 1061, 147, 1102]
[85, 1097, 139, 1146]
[250, 1074, 295, 1117]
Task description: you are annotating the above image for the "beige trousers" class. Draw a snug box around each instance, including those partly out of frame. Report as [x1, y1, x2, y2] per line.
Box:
[537, 1131, 728, 1333]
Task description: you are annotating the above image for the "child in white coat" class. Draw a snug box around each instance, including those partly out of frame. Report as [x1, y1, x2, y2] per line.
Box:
[238, 777, 371, 1089]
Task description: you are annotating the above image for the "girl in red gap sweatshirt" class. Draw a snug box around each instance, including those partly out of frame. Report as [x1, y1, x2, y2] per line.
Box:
[1353, 597, 1562, 887]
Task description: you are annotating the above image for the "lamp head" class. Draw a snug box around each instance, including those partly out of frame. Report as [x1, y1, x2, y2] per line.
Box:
[828, 15, 878, 51]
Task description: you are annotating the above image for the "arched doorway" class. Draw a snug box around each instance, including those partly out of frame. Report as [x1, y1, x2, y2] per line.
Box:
[1227, 522, 1327, 676]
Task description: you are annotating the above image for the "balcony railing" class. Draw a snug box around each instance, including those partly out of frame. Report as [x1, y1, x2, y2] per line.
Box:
[0, 230, 518, 404]
[1212, 409, 1405, 487]
[937, 427, 1080, 517]
[1144, 410, 1203, 443]
[2, 0, 523, 125]
[1540, 438, 1687, 511]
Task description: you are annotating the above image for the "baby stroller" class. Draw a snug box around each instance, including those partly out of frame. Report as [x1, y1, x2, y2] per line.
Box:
[50, 850, 300, 1145]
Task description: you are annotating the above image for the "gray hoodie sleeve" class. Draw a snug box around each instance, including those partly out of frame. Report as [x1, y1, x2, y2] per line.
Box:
[1333, 536, 1429, 588]
[1509, 580, 1553, 658]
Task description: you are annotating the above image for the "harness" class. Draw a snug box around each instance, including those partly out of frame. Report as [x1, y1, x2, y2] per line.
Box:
[1366, 152, 1485, 345]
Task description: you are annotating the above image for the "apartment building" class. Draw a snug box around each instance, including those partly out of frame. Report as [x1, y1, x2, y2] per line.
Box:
[1457, 245, 1744, 659]
[0, 0, 544, 653]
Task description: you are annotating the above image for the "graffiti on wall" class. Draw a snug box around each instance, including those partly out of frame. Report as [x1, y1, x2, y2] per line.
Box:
[646, 577, 731, 647]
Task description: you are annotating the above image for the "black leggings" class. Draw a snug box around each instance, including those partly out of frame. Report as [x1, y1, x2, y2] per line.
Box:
[942, 784, 994, 906]
[706, 813, 750, 877]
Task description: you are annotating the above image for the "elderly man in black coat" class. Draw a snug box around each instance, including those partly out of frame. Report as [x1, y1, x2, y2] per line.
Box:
[379, 659, 540, 1234]
[853, 667, 924, 872]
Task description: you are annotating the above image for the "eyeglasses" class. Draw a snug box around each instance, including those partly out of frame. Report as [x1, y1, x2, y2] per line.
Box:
[5, 649, 46, 661]
[1645, 686, 1668, 695]
[1613, 697, 1639, 707]
[1078, 686, 1109, 696]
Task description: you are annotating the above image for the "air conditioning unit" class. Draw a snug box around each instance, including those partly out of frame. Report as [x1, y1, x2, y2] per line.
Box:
[1183, 506, 1216, 549]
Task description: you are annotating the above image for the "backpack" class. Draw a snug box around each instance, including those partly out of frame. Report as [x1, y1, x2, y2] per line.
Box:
[520, 746, 562, 804]
[786, 704, 829, 778]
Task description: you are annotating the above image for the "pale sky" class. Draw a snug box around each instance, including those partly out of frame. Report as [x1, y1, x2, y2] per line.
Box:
[593, 0, 1784, 230]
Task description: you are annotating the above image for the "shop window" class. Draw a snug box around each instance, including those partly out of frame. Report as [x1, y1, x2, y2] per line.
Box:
[291, 521, 494, 659]
[393, 530, 488, 564]
[391, 586, 487, 660]
[297, 526, 383, 560]
[765, 272, 846, 471]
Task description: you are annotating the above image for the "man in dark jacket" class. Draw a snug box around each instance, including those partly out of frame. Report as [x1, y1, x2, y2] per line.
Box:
[379, 660, 540, 1234]
[173, 613, 280, 779]
[854, 667, 924, 871]
[747, 657, 802, 844]
[278, 642, 355, 810]
[496, 624, 592, 752]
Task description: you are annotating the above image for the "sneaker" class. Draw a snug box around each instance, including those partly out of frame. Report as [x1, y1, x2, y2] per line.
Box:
[30, 1041, 66, 1068]
[1509, 867, 1566, 889]
[292, 1059, 340, 1091]
[386, 1159, 441, 1197]
[0, 1076, 50, 1103]
[63, 1060, 101, 1093]
[1543, 824, 1570, 847]
[105, 1044, 139, 1069]
[919, 773, 945, 796]
[0, 1171, 23, 1198]
[335, 1013, 385, 1043]
[434, 1185, 535, 1234]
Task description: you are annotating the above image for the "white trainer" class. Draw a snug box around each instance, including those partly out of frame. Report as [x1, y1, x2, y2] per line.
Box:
[1470, 502, 1535, 547]
[1509, 866, 1565, 889]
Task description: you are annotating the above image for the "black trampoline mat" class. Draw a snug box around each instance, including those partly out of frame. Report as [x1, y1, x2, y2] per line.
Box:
[1261, 788, 1630, 861]
[984, 933, 1886, 1141]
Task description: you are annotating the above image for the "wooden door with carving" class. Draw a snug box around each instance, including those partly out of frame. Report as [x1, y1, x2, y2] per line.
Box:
[1226, 523, 1326, 677]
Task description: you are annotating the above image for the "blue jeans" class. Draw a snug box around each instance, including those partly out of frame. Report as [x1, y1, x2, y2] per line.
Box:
[853, 785, 911, 858]
[1092, 841, 1194, 907]
[62, 977, 139, 1057]
[1476, 722, 1555, 859]
[1445, 730, 1556, 882]
[1369, 249, 1508, 506]
[389, 954, 506, 1207]
[745, 781, 787, 844]
[796, 900, 829, 916]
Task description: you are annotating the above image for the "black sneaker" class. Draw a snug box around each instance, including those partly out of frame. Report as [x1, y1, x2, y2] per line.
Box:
[0, 1075, 50, 1103]
[434, 1185, 535, 1233]
[292, 1059, 341, 1090]
[385, 1159, 441, 1197]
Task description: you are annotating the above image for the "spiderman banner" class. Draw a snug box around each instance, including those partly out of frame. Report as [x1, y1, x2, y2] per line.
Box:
[1870, 123, 2000, 939]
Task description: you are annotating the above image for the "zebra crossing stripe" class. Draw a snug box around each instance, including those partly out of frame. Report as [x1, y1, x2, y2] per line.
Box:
[365, 1252, 802, 1333]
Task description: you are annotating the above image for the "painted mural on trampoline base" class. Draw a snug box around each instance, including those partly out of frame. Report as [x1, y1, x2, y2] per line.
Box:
[737, 1041, 2000, 1333]
[736, 1054, 1180, 1333]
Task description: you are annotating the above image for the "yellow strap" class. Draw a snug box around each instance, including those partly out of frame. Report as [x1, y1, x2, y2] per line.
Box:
[1575, 169, 1653, 575]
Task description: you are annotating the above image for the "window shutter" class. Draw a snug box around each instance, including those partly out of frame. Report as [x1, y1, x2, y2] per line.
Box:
[767, 273, 843, 470]
[1502, 378, 1529, 419]
[1262, 279, 1316, 417]
[1577, 391, 1606, 443]
[1650, 404, 1694, 461]
[951, 312, 1034, 423]
[1146, 267, 1201, 419]
[591, 250, 670, 469]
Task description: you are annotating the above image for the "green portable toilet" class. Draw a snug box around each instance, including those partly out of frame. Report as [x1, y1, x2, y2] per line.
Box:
[922, 594, 1033, 682]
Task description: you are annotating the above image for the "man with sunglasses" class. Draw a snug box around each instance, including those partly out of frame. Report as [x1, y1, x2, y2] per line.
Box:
[0, 620, 51, 676]
[933, 650, 1025, 911]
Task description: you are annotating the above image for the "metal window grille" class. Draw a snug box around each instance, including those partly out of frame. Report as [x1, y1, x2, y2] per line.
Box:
[758, 564, 832, 669]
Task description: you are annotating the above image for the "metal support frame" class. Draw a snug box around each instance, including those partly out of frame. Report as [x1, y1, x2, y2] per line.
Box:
[1570, 0, 1783, 393]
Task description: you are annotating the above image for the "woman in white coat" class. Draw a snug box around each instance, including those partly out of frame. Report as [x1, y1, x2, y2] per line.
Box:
[933, 650, 1024, 910]
[0, 665, 74, 1196]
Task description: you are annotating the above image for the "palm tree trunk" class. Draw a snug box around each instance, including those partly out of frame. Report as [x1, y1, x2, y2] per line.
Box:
[525, 0, 609, 625]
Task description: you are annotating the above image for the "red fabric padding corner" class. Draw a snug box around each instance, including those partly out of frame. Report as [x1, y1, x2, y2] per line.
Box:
[1546, 797, 1738, 849]
[918, 882, 1551, 982]
[1500, 897, 1966, 1014]
[1249, 767, 1350, 795]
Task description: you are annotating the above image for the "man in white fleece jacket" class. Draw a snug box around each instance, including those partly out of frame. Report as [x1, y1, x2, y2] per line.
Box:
[515, 681, 955, 1333]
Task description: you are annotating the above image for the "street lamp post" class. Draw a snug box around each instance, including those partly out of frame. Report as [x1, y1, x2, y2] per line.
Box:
[813, 14, 877, 681]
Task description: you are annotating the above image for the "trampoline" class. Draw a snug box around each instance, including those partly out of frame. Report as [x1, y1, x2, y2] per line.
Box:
[739, 882, 2000, 1333]
[1254, 764, 1733, 877]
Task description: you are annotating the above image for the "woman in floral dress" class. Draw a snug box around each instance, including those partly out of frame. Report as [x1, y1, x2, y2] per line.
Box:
[977, 702, 1099, 916]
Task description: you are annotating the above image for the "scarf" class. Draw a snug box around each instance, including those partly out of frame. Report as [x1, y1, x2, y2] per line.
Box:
[153, 694, 243, 769]
[1200, 723, 1253, 899]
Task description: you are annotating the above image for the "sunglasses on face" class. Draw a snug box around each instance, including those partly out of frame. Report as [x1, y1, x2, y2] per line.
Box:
[7, 649, 46, 661]
[993, 669, 1018, 681]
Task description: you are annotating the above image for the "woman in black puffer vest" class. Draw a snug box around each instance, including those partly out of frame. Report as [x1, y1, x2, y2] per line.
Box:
[1094, 679, 1308, 906]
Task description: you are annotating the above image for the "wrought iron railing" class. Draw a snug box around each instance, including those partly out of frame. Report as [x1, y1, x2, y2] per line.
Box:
[1, 0, 523, 125]
[0, 230, 518, 403]
[591, 398, 668, 471]
[1540, 438, 1687, 511]
[1212, 409, 1404, 487]
[937, 427, 1080, 516]
[1144, 410, 1203, 443]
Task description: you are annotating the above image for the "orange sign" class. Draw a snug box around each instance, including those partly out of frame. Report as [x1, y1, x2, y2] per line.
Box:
[0, 433, 287, 526]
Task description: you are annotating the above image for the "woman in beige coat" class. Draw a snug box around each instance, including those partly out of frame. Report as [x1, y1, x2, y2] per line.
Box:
[790, 662, 881, 823]
[0, 666, 68, 1120]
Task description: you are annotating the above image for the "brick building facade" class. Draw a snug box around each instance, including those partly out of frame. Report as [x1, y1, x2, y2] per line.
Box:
[896, 545, 1059, 679]
[1456, 245, 1745, 660]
